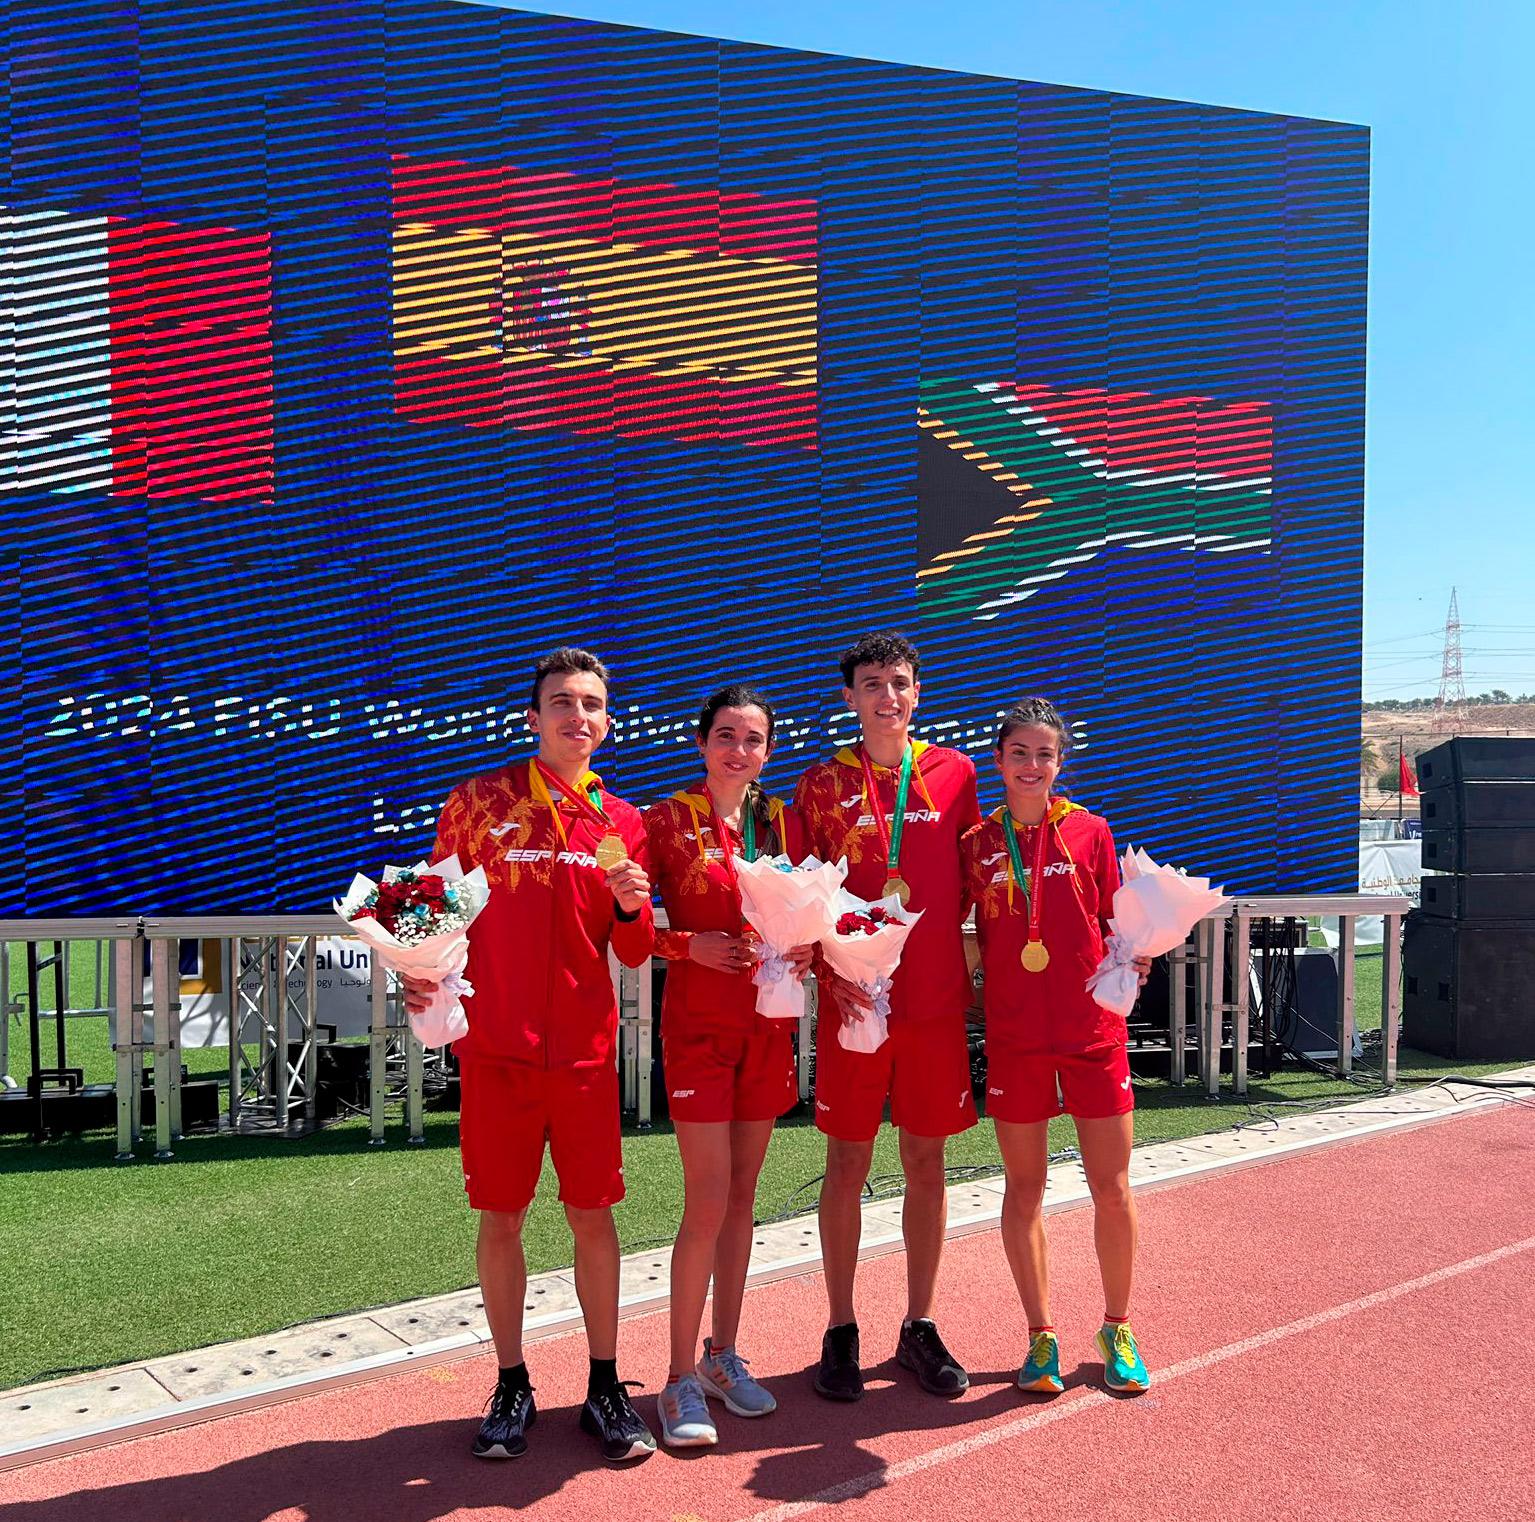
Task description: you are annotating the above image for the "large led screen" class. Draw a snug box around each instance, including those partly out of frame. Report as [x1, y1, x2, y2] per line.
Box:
[0, 1, 1368, 915]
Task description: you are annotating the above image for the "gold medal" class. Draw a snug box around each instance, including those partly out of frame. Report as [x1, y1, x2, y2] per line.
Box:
[594, 834, 629, 872]
[884, 876, 911, 906]
[1021, 939, 1050, 973]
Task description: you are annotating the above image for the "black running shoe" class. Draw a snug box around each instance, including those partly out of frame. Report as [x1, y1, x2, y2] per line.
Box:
[472, 1380, 537, 1459]
[896, 1319, 970, 1396]
[579, 1380, 656, 1463]
[813, 1322, 864, 1402]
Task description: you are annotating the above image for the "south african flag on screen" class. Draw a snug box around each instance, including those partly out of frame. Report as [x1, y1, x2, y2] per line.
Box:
[916, 378, 1274, 620]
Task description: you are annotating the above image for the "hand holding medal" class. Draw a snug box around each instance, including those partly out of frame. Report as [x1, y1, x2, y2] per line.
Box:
[604, 854, 651, 914]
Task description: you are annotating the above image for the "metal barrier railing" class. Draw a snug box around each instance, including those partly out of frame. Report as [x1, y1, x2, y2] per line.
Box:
[2, 893, 1408, 1153]
[1193, 895, 1410, 1096]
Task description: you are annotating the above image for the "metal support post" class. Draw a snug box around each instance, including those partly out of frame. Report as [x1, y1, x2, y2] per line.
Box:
[1201, 917, 1228, 1097]
[303, 937, 320, 1129]
[228, 937, 245, 1131]
[0, 941, 10, 1084]
[1231, 912, 1252, 1097]
[1210, 915, 1228, 1096]
[799, 977, 816, 1103]
[1168, 936, 1187, 1085]
[405, 1016, 425, 1144]
[50, 941, 67, 1073]
[369, 956, 389, 1145]
[113, 935, 141, 1159]
[618, 958, 638, 1115]
[168, 948, 184, 1144]
[1336, 914, 1357, 1077]
[25, 942, 44, 1141]
[149, 937, 174, 1158]
[1380, 911, 1403, 1087]
[1192, 921, 1210, 1091]
[635, 956, 653, 1130]
[267, 939, 288, 1133]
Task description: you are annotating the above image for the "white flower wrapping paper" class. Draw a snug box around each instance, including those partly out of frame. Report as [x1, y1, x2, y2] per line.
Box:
[334, 853, 492, 1046]
[818, 887, 924, 1053]
[1086, 847, 1228, 1017]
[733, 853, 848, 1020]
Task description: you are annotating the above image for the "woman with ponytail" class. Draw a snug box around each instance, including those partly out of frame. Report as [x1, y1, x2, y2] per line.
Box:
[644, 684, 810, 1449]
[961, 697, 1153, 1399]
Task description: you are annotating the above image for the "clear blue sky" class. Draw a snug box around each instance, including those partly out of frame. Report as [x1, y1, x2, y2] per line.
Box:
[492, 0, 1534, 702]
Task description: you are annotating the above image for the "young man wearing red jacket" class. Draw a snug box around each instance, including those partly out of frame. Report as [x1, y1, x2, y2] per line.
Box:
[794, 632, 982, 1401]
[405, 647, 657, 1464]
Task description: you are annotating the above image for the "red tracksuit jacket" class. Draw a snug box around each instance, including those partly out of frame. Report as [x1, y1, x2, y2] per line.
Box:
[645, 785, 803, 1038]
[961, 800, 1124, 1054]
[794, 741, 981, 1027]
[431, 758, 654, 1068]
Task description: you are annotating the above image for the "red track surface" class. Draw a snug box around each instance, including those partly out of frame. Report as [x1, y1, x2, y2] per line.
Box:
[4, 1104, 1532, 1522]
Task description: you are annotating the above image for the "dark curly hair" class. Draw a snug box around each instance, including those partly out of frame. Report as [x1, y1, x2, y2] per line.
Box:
[995, 696, 1071, 752]
[839, 631, 921, 687]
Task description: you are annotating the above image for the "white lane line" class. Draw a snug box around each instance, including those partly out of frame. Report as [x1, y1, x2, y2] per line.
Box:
[743, 1232, 1535, 1522]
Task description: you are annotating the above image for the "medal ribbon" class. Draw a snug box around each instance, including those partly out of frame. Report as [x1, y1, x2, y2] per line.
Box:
[704, 787, 759, 887]
[1000, 804, 1051, 950]
[859, 743, 914, 880]
[531, 759, 609, 848]
[699, 786, 760, 940]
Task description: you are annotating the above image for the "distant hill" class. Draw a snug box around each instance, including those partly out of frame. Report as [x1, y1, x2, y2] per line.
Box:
[1359, 702, 1535, 815]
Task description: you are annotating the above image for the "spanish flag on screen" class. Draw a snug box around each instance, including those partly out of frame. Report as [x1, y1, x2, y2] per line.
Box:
[391, 154, 818, 452]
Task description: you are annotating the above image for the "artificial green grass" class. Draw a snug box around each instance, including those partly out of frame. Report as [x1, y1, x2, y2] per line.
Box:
[2, 950, 1524, 1392]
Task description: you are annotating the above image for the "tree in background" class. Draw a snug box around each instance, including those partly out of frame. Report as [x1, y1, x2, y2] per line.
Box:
[1360, 738, 1380, 776]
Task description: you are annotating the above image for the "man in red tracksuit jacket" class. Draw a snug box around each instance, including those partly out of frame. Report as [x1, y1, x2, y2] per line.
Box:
[794, 631, 982, 1403]
[405, 647, 657, 1466]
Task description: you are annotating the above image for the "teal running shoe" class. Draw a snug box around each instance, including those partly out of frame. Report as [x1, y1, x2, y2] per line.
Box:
[1016, 1330, 1063, 1394]
[1095, 1322, 1150, 1393]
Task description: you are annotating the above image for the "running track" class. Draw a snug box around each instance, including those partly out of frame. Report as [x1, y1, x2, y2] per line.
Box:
[3, 1102, 1531, 1521]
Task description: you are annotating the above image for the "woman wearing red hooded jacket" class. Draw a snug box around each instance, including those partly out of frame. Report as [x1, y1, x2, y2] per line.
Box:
[644, 683, 811, 1450]
[962, 697, 1151, 1401]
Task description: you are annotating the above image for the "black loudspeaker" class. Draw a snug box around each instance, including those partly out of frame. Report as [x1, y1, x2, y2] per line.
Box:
[1417, 736, 1535, 789]
[1421, 873, 1535, 922]
[1420, 782, 1535, 829]
[1421, 825, 1535, 874]
[1402, 915, 1535, 1059]
[1288, 950, 1353, 1060]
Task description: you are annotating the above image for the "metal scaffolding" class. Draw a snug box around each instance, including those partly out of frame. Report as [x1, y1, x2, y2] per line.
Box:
[0, 895, 1410, 1156]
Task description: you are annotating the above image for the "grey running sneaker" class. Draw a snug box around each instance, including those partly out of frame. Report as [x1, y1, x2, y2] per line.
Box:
[697, 1338, 777, 1417]
[658, 1373, 718, 1448]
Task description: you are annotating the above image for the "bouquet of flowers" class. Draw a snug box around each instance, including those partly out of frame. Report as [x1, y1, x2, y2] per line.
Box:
[818, 887, 923, 1053]
[335, 853, 491, 1046]
[1086, 847, 1228, 1017]
[734, 853, 847, 1020]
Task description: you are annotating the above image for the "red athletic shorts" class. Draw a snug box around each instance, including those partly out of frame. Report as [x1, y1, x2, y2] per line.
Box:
[663, 1018, 797, 1124]
[459, 1059, 624, 1213]
[814, 1014, 977, 1142]
[984, 1042, 1135, 1125]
